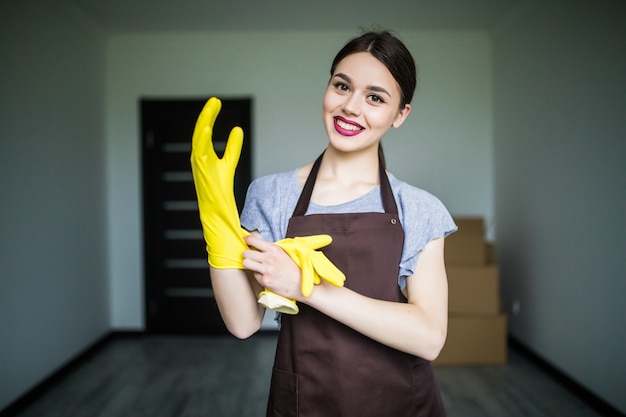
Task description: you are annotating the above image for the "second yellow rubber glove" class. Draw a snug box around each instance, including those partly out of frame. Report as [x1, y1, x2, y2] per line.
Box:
[260, 235, 346, 314]
[276, 235, 346, 297]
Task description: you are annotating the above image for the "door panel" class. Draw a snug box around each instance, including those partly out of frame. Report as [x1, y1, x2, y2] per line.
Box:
[141, 97, 252, 334]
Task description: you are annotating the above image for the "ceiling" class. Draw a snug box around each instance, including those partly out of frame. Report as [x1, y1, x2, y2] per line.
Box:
[64, 0, 526, 33]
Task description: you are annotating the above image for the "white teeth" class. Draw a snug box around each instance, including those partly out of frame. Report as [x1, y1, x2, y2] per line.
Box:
[336, 119, 362, 131]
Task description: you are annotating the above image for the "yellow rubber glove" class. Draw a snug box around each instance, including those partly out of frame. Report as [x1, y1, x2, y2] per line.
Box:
[276, 235, 346, 297]
[191, 97, 345, 314]
[191, 97, 248, 269]
[259, 235, 347, 314]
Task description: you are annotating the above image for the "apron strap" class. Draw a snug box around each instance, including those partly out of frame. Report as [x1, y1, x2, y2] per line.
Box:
[292, 150, 399, 217]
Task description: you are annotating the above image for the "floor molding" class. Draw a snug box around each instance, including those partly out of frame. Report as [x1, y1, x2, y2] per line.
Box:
[508, 337, 624, 417]
[0, 331, 142, 417]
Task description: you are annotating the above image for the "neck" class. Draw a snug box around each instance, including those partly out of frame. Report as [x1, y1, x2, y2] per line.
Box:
[319, 146, 380, 185]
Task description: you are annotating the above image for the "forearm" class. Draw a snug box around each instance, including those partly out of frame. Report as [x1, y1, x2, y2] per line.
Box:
[306, 284, 447, 360]
[210, 267, 266, 339]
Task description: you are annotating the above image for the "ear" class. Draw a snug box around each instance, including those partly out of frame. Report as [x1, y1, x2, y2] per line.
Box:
[392, 104, 411, 128]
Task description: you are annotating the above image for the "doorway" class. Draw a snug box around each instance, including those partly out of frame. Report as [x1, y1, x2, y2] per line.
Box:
[141, 97, 252, 334]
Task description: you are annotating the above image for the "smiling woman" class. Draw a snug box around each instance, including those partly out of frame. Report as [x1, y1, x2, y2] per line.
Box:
[191, 30, 458, 417]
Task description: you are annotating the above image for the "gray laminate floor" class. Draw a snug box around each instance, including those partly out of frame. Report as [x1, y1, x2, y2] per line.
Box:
[9, 333, 608, 417]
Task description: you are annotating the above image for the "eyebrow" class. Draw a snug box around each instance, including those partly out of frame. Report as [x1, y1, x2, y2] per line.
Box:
[333, 73, 392, 98]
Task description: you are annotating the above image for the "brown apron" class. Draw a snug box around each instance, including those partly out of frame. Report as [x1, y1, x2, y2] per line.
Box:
[266, 153, 446, 417]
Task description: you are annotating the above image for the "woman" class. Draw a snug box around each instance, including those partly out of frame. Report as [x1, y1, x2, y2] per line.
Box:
[192, 30, 456, 417]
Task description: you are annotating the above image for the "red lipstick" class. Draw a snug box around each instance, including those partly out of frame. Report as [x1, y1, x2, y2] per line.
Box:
[334, 116, 364, 137]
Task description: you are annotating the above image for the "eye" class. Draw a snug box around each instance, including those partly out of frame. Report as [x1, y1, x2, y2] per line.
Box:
[334, 82, 350, 93]
[368, 94, 385, 104]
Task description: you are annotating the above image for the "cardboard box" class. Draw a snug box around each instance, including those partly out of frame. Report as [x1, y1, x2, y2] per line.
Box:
[445, 217, 487, 265]
[453, 217, 485, 235]
[447, 265, 500, 315]
[433, 314, 507, 365]
[445, 234, 486, 265]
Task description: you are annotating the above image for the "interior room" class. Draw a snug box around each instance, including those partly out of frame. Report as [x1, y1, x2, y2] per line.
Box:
[1, 0, 624, 415]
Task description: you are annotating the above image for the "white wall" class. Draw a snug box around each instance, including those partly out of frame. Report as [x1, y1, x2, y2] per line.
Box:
[0, 0, 109, 411]
[105, 30, 494, 329]
[493, 0, 626, 413]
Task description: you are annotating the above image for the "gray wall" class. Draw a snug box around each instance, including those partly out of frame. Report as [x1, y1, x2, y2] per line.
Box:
[0, 0, 109, 410]
[493, 1, 626, 412]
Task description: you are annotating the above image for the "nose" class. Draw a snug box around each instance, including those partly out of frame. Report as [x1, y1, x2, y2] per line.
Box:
[342, 94, 361, 116]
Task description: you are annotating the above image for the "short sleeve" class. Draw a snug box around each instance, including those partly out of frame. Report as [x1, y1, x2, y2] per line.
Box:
[390, 175, 457, 291]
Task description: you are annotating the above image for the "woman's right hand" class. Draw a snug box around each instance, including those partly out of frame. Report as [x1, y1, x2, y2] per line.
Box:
[244, 234, 346, 302]
[243, 234, 305, 303]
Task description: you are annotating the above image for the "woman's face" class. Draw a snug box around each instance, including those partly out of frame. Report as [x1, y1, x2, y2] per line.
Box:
[323, 52, 411, 155]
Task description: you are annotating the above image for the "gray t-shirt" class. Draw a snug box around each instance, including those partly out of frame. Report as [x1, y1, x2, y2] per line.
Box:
[240, 168, 457, 292]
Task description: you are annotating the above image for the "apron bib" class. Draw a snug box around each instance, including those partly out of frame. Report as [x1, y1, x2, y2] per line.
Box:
[266, 153, 446, 417]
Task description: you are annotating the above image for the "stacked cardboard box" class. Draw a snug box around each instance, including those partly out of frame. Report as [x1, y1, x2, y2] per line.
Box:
[433, 217, 507, 365]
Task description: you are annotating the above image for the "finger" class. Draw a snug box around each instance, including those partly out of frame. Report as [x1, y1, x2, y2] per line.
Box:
[223, 126, 244, 167]
[242, 248, 263, 262]
[193, 98, 219, 141]
[246, 234, 276, 252]
[199, 97, 221, 132]
[241, 254, 264, 274]
[274, 237, 302, 253]
[293, 234, 333, 250]
[195, 126, 218, 160]
[192, 98, 221, 154]
[310, 252, 345, 287]
[301, 258, 314, 297]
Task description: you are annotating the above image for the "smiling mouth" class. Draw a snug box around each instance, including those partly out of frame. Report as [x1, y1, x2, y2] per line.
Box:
[334, 117, 364, 136]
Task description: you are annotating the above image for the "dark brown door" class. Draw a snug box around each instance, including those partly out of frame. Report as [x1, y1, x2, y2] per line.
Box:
[141, 98, 252, 334]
